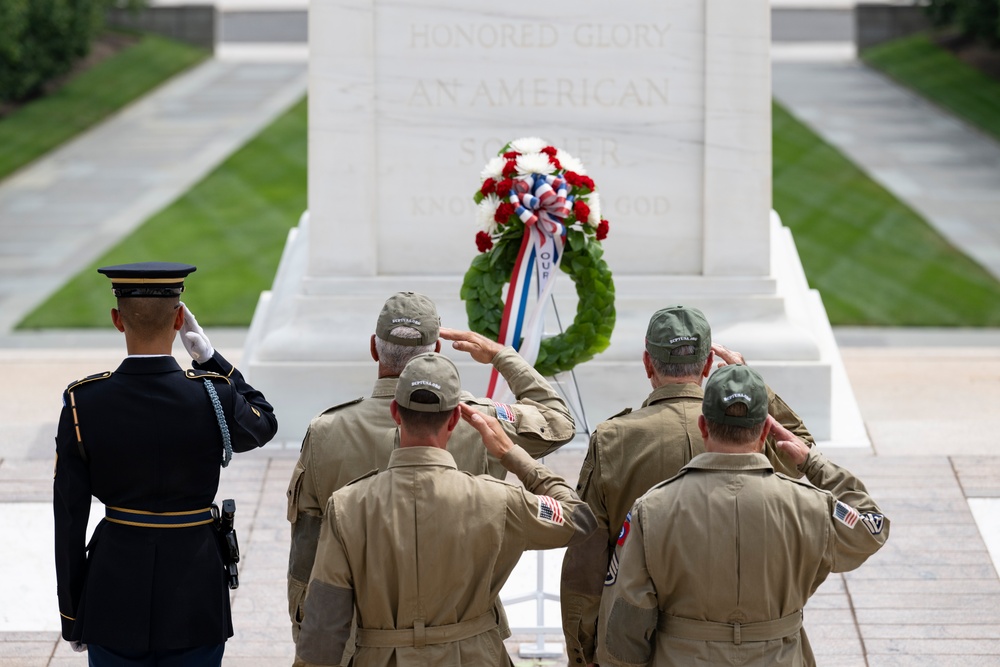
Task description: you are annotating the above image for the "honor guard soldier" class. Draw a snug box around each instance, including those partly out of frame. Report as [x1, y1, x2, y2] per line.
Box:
[560, 305, 816, 666]
[286, 291, 576, 656]
[598, 364, 890, 666]
[293, 353, 596, 667]
[53, 262, 278, 666]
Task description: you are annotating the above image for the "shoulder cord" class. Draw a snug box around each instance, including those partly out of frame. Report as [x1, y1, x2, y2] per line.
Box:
[203, 379, 233, 468]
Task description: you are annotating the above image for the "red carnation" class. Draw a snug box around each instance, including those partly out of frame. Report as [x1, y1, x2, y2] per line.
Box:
[496, 178, 514, 197]
[579, 175, 595, 190]
[502, 160, 518, 178]
[476, 231, 494, 253]
[503, 151, 519, 159]
[564, 171, 581, 186]
[480, 178, 496, 196]
[541, 146, 558, 157]
[549, 157, 562, 171]
[597, 219, 609, 241]
[574, 200, 591, 223]
[495, 202, 515, 224]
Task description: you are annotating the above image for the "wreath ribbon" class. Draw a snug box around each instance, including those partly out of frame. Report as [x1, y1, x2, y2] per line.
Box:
[488, 174, 572, 399]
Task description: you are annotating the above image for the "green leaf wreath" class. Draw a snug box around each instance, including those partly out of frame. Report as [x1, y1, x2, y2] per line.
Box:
[461, 138, 616, 377]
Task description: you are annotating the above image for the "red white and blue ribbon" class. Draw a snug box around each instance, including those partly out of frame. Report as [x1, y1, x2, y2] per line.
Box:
[487, 173, 573, 400]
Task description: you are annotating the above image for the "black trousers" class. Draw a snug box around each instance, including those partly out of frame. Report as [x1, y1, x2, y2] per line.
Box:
[88, 643, 224, 667]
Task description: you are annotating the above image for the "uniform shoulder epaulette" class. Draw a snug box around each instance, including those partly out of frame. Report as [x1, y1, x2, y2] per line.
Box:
[645, 468, 689, 494]
[345, 468, 379, 486]
[607, 407, 633, 420]
[66, 371, 112, 392]
[775, 471, 818, 490]
[185, 369, 230, 383]
[318, 397, 365, 416]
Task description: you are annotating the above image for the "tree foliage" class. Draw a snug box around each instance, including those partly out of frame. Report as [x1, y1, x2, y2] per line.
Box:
[0, 0, 143, 104]
[926, 0, 1000, 48]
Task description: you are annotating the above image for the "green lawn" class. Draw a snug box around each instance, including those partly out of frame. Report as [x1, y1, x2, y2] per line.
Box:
[773, 100, 1000, 326]
[0, 33, 207, 181]
[18, 91, 1000, 328]
[863, 33, 1000, 143]
[17, 97, 308, 328]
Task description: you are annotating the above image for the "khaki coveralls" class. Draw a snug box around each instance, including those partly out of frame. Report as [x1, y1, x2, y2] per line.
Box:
[294, 445, 597, 667]
[286, 347, 575, 650]
[598, 449, 890, 667]
[560, 383, 814, 665]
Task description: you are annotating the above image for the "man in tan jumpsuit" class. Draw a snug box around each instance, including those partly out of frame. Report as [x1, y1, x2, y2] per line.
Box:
[287, 292, 576, 649]
[560, 305, 815, 666]
[293, 353, 597, 667]
[598, 364, 889, 667]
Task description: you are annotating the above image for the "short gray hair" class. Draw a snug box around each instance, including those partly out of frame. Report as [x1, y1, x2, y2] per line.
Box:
[375, 326, 436, 375]
[650, 345, 707, 379]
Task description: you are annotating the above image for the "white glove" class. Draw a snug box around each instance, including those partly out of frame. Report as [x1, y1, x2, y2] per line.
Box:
[70, 640, 87, 652]
[179, 301, 215, 362]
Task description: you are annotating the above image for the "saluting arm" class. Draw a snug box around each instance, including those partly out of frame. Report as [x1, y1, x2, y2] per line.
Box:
[193, 350, 277, 452]
[769, 418, 890, 571]
[441, 328, 576, 462]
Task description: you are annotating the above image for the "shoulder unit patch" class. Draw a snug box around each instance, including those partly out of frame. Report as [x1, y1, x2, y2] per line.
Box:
[860, 512, 885, 535]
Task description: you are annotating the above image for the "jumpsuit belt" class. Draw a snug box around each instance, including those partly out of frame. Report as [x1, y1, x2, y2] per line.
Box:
[658, 610, 803, 645]
[355, 611, 497, 649]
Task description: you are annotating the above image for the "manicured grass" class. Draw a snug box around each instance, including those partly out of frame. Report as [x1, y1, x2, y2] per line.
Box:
[863, 33, 1000, 143]
[773, 100, 1000, 326]
[0, 33, 207, 181]
[20, 93, 1000, 328]
[17, 97, 308, 328]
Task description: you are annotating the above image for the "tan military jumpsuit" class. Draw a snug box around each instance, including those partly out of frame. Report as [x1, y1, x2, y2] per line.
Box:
[293, 445, 597, 667]
[286, 347, 576, 649]
[597, 450, 889, 667]
[560, 383, 814, 665]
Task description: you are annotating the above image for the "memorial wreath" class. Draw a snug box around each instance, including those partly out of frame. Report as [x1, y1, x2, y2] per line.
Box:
[461, 137, 616, 379]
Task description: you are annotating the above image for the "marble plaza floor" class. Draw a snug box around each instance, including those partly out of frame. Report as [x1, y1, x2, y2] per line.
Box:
[1, 329, 1000, 666]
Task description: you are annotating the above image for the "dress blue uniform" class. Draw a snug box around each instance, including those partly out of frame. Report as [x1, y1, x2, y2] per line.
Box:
[52, 263, 278, 665]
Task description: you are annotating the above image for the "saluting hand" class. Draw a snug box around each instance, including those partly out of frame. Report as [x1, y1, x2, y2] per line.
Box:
[712, 343, 746, 368]
[460, 403, 513, 459]
[767, 415, 810, 468]
[179, 302, 215, 362]
[440, 327, 503, 365]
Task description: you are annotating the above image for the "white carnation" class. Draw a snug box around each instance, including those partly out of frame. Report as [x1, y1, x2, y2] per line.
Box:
[516, 152, 555, 176]
[586, 192, 601, 227]
[510, 137, 547, 154]
[480, 156, 505, 181]
[477, 195, 501, 234]
[557, 151, 586, 175]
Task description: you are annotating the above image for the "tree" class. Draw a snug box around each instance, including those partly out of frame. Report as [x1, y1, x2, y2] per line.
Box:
[926, 0, 1000, 48]
[0, 0, 143, 104]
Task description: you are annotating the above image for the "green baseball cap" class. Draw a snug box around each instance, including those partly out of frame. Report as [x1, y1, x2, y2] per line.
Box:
[376, 292, 440, 346]
[645, 305, 711, 364]
[702, 364, 768, 427]
[395, 353, 461, 412]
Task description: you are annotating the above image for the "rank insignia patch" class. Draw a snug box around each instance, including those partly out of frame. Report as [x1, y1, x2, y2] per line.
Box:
[605, 552, 619, 586]
[833, 500, 860, 529]
[537, 495, 564, 525]
[494, 403, 516, 422]
[860, 512, 885, 535]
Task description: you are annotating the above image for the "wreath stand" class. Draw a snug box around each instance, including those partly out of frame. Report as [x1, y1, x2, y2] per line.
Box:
[502, 292, 592, 660]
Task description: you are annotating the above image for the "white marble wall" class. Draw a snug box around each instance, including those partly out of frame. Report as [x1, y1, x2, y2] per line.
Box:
[308, 0, 770, 277]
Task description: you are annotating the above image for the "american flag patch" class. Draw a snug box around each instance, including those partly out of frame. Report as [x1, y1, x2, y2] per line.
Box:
[537, 495, 564, 525]
[833, 500, 860, 529]
[494, 402, 516, 422]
